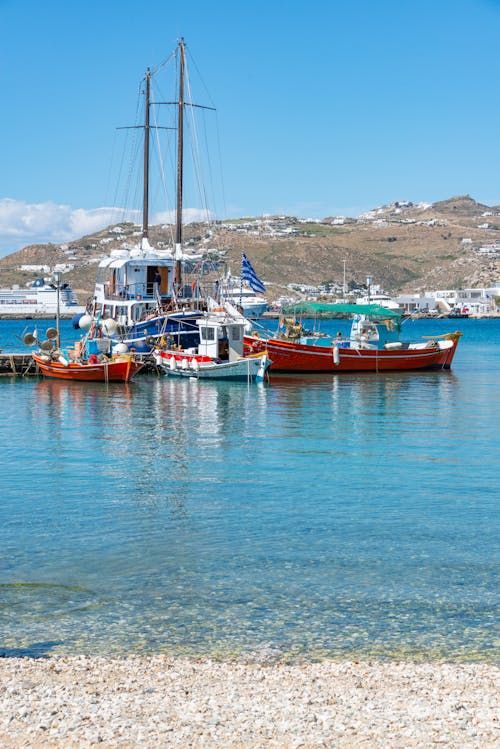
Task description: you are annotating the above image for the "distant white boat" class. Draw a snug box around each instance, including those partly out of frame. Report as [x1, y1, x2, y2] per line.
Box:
[219, 280, 268, 318]
[356, 293, 403, 312]
[0, 278, 85, 317]
[218, 253, 268, 318]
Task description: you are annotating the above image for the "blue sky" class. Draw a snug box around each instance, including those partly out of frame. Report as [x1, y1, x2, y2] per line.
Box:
[1, 0, 500, 256]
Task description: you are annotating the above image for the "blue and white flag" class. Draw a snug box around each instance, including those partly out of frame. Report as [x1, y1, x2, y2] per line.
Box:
[241, 252, 266, 294]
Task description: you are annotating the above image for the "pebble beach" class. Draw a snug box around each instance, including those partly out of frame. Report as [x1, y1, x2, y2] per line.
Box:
[0, 656, 498, 748]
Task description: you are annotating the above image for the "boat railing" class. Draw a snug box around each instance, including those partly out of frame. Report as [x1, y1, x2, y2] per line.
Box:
[103, 282, 170, 302]
[103, 278, 213, 304]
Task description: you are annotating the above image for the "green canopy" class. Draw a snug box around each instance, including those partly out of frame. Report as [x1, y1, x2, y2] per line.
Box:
[281, 302, 401, 319]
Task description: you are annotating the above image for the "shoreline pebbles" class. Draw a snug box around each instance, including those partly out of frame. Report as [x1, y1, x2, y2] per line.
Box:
[0, 656, 498, 747]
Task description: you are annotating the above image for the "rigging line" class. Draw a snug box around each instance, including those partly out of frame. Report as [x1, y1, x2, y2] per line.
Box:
[150, 49, 177, 79]
[151, 77, 177, 247]
[124, 128, 143, 225]
[104, 127, 120, 216]
[213, 110, 228, 224]
[113, 128, 132, 224]
[186, 47, 217, 110]
[186, 46, 227, 233]
[150, 89, 175, 246]
[115, 86, 144, 224]
[184, 67, 211, 224]
[201, 108, 218, 223]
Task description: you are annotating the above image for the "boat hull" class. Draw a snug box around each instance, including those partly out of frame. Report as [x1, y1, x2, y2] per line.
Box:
[32, 354, 143, 382]
[120, 311, 203, 352]
[155, 351, 270, 381]
[244, 335, 460, 372]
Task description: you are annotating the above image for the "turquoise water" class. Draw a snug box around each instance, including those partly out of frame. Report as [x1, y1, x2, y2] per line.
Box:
[0, 318, 499, 661]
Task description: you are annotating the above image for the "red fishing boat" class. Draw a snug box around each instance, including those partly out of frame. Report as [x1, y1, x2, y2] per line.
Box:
[244, 303, 462, 373]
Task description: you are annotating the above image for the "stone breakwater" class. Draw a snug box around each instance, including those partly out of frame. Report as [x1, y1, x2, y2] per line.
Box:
[0, 657, 498, 748]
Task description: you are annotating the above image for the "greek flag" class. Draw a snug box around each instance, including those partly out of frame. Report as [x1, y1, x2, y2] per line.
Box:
[241, 252, 266, 294]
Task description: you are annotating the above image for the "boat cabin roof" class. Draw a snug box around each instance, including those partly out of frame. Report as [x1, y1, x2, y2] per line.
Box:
[98, 250, 175, 271]
[282, 302, 401, 319]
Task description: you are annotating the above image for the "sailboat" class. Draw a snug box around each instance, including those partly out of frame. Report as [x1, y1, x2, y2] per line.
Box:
[90, 39, 216, 353]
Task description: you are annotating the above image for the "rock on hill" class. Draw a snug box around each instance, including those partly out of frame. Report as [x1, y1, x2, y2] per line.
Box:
[0, 195, 499, 302]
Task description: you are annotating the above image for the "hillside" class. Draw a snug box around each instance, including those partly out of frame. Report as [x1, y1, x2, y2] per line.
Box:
[0, 195, 499, 303]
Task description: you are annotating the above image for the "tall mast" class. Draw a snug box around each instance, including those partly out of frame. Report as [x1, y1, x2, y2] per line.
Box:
[174, 39, 185, 287]
[142, 68, 151, 242]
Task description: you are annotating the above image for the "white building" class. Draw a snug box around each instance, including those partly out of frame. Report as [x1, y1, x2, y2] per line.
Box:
[19, 264, 50, 273]
[455, 288, 496, 314]
[395, 294, 438, 314]
[425, 288, 497, 314]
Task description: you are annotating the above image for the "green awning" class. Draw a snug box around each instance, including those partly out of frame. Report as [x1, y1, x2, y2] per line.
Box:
[281, 302, 401, 319]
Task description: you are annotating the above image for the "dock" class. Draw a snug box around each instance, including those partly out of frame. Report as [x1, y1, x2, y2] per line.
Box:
[0, 353, 39, 376]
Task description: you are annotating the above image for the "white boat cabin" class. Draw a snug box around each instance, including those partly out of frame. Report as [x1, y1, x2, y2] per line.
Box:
[196, 310, 247, 362]
[93, 247, 201, 326]
[349, 315, 401, 349]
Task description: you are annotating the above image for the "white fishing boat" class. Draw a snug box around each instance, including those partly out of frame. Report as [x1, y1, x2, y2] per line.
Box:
[0, 278, 85, 317]
[153, 303, 271, 381]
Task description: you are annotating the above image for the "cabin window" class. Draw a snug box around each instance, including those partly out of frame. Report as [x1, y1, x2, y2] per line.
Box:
[231, 326, 241, 341]
[200, 327, 215, 341]
[96, 267, 112, 284]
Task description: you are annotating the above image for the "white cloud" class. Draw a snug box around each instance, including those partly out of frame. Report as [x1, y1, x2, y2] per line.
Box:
[0, 199, 212, 258]
[0, 198, 130, 257]
[68, 207, 139, 238]
[153, 208, 213, 225]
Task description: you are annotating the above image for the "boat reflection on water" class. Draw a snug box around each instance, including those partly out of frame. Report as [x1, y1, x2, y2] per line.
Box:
[34, 378, 135, 414]
[265, 369, 458, 443]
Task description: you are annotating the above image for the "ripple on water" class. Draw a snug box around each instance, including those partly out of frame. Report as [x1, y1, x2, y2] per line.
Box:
[1, 319, 499, 661]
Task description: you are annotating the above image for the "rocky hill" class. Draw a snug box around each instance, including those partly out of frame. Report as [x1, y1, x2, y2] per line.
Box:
[1, 195, 499, 303]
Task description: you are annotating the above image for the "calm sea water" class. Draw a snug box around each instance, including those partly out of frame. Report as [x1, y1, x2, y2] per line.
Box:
[0, 317, 498, 661]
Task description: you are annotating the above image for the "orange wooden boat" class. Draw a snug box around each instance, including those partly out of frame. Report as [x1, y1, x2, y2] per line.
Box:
[32, 352, 143, 382]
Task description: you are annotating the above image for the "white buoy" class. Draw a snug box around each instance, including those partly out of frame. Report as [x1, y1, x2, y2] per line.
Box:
[102, 318, 118, 336]
[333, 345, 340, 365]
[169, 357, 177, 371]
[181, 358, 189, 370]
[112, 343, 129, 355]
[191, 358, 200, 371]
[78, 314, 93, 331]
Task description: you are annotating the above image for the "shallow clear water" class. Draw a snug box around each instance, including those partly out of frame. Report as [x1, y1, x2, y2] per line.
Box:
[0, 318, 499, 660]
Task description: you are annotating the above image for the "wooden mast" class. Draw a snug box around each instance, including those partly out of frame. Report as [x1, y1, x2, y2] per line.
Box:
[174, 39, 185, 288]
[142, 68, 151, 243]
